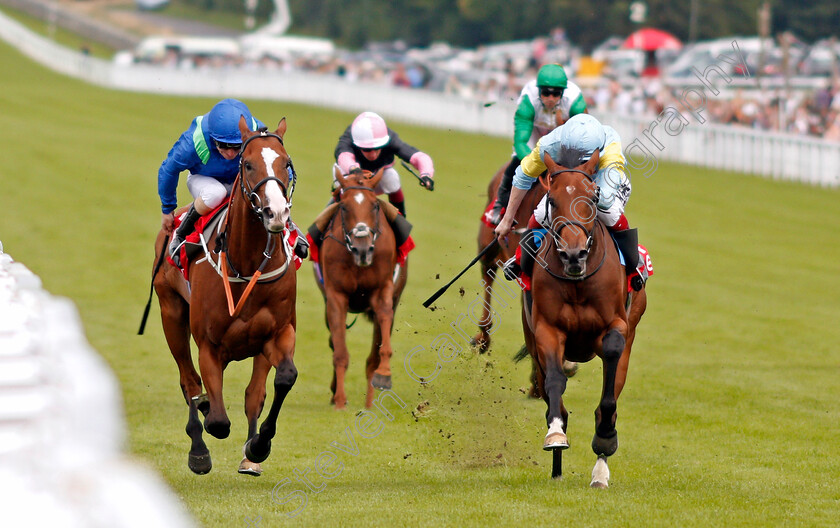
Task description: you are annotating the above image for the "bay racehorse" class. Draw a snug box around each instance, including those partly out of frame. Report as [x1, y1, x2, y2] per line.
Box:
[314, 168, 407, 410]
[524, 150, 646, 488]
[152, 118, 298, 476]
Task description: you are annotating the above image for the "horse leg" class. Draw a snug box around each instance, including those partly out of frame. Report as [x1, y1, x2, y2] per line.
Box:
[186, 395, 212, 474]
[535, 321, 569, 478]
[326, 292, 350, 409]
[246, 323, 298, 464]
[470, 260, 497, 353]
[239, 354, 271, 476]
[590, 323, 627, 489]
[364, 321, 383, 408]
[370, 285, 395, 392]
[198, 345, 231, 439]
[155, 278, 203, 405]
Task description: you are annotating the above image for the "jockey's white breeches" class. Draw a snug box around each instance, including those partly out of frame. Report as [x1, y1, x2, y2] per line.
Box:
[331, 164, 402, 195]
[187, 173, 233, 210]
[534, 167, 632, 229]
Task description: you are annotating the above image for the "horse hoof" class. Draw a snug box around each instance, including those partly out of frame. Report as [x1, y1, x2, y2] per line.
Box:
[470, 336, 489, 353]
[238, 457, 263, 477]
[562, 361, 579, 377]
[245, 437, 271, 463]
[590, 456, 610, 488]
[590, 480, 609, 489]
[543, 432, 569, 451]
[188, 453, 212, 475]
[205, 419, 231, 439]
[192, 393, 210, 417]
[371, 373, 392, 390]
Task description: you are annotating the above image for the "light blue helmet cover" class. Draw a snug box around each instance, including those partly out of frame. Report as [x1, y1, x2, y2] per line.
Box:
[206, 98, 253, 144]
[556, 113, 606, 168]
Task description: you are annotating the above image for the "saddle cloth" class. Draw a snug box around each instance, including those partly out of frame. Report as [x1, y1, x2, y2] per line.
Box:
[167, 199, 302, 281]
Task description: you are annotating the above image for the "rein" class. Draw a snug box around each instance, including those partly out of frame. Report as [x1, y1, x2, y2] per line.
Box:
[541, 167, 608, 282]
[326, 185, 382, 255]
[216, 131, 294, 318]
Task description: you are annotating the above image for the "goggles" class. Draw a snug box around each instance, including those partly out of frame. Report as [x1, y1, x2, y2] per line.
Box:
[540, 87, 564, 97]
[215, 140, 242, 151]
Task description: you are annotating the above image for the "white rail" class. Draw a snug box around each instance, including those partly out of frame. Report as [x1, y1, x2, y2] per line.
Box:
[2, 9, 838, 187]
[0, 244, 195, 526]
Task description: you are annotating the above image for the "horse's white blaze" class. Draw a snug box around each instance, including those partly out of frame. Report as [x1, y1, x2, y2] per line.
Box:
[260, 147, 289, 226]
[565, 185, 575, 195]
[354, 193, 364, 204]
[591, 456, 610, 488]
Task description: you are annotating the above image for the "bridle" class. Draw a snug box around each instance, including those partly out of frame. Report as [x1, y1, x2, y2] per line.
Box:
[330, 185, 381, 256]
[542, 168, 607, 282]
[236, 131, 296, 219]
[216, 130, 296, 290]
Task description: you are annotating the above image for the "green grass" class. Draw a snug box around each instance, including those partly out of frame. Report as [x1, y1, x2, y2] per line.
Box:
[0, 6, 115, 59]
[2, 39, 840, 527]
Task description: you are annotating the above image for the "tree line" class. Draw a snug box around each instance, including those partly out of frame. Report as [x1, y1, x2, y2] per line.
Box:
[181, 0, 840, 50]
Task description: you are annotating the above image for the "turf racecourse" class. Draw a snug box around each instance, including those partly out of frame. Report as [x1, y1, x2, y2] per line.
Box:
[2, 40, 839, 527]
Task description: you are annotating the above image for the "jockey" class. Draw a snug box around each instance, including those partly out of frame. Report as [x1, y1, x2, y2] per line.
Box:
[494, 113, 645, 291]
[306, 111, 429, 266]
[486, 63, 588, 225]
[158, 98, 307, 267]
[333, 111, 435, 218]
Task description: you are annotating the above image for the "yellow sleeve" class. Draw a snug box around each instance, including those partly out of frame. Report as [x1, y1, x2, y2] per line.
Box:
[520, 139, 547, 180]
[598, 140, 627, 174]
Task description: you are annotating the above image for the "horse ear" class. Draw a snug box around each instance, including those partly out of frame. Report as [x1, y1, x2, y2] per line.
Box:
[238, 116, 253, 142]
[542, 151, 561, 188]
[539, 171, 551, 191]
[333, 165, 348, 190]
[276, 117, 287, 140]
[367, 168, 384, 189]
[582, 149, 600, 174]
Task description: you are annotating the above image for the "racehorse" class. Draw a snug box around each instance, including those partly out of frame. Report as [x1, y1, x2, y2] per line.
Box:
[314, 168, 408, 410]
[525, 150, 646, 488]
[152, 118, 298, 476]
[472, 162, 543, 353]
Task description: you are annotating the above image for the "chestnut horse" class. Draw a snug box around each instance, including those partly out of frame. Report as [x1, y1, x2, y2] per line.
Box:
[315, 169, 407, 410]
[525, 150, 646, 488]
[153, 118, 298, 476]
[472, 162, 543, 353]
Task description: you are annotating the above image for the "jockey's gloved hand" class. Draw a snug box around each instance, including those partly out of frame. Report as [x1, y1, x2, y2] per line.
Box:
[419, 174, 434, 191]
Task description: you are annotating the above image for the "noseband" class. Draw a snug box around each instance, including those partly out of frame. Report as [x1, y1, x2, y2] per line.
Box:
[544, 168, 607, 281]
[337, 186, 381, 256]
[237, 131, 296, 219]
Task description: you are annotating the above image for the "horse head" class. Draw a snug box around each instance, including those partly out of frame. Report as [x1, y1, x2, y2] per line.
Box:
[540, 149, 601, 277]
[238, 117, 292, 234]
[334, 166, 384, 267]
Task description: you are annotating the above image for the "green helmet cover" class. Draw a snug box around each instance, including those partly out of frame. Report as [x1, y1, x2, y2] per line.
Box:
[536, 64, 568, 89]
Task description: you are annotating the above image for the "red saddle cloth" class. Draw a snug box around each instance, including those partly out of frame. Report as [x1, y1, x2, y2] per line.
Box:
[480, 199, 505, 228]
[306, 235, 415, 267]
[167, 199, 302, 281]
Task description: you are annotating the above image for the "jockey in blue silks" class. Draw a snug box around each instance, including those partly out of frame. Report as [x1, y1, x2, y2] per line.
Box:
[158, 98, 307, 266]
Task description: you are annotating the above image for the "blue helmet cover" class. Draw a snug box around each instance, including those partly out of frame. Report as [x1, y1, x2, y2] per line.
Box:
[206, 98, 252, 144]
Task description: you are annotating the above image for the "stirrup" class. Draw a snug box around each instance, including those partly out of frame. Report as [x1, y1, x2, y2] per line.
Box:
[629, 272, 644, 291]
[168, 236, 185, 266]
[502, 256, 520, 281]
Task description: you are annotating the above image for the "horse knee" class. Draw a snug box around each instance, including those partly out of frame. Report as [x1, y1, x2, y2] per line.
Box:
[274, 362, 298, 389]
[602, 329, 625, 362]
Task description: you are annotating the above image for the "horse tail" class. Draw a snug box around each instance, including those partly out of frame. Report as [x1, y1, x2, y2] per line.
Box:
[513, 343, 530, 363]
[138, 235, 169, 335]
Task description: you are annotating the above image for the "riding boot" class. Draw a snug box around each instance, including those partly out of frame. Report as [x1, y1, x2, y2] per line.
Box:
[612, 227, 643, 291]
[503, 228, 540, 291]
[169, 205, 201, 267]
[488, 156, 519, 225]
[391, 199, 406, 218]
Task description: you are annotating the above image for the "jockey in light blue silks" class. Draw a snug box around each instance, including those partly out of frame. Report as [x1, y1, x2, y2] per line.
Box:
[494, 113, 646, 291]
[157, 98, 307, 266]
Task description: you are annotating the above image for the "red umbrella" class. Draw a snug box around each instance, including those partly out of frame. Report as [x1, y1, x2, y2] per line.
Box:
[622, 28, 682, 51]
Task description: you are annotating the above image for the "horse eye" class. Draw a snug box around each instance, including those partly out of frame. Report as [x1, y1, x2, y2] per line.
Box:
[244, 161, 252, 171]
